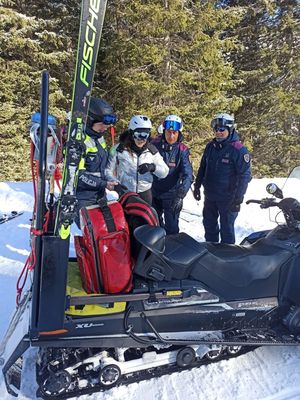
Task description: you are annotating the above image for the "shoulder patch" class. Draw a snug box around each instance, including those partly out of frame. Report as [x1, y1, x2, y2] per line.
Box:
[244, 153, 250, 163]
[147, 142, 158, 155]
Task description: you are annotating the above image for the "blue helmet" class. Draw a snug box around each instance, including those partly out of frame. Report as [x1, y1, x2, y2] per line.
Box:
[31, 112, 57, 126]
[163, 115, 183, 132]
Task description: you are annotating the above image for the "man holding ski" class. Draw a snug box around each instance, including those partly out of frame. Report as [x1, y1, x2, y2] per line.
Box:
[75, 97, 118, 227]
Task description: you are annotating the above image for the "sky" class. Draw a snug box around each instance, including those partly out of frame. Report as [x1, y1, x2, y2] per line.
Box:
[0, 178, 300, 400]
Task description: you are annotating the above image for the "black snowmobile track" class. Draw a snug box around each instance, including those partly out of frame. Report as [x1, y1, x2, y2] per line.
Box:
[36, 324, 300, 400]
[37, 345, 256, 400]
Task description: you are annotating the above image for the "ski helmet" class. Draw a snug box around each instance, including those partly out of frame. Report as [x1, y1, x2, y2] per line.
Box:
[87, 97, 117, 128]
[163, 115, 183, 132]
[128, 115, 152, 141]
[30, 112, 58, 144]
[211, 113, 234, 132]
[31, 112, 57, 127]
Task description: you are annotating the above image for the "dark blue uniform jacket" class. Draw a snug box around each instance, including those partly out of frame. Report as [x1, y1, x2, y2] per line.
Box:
[151, 134, 193, 200]
[77, 127, 108, 203]
[195, 130, 251, 203]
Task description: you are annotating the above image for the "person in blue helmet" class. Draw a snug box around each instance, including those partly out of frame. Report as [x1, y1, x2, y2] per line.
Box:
[152, 115, 193, 234]
[75, 97, 118, 227]
[193, 112, 251, 244]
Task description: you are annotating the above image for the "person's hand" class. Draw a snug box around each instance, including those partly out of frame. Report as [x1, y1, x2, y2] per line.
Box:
[193, 186, 201, 201]
[230, 199, 242, 212]
[137, 163, 156, 174]
[171, 197, 183, 215]
[106, 181, 118, 191]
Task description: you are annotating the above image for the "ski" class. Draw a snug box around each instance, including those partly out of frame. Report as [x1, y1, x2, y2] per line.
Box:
[55, 0, 108, 239]
[0, 211, 24, 225]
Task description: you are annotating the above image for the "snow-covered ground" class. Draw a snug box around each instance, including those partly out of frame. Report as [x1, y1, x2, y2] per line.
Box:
[1, 178, 300, 400]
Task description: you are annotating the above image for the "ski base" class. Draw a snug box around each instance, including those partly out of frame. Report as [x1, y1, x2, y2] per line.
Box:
[0, 211, 23, 225]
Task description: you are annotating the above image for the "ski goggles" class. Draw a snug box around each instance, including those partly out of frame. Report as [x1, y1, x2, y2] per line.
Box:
[133, 131, 150, 141]
[100, 114, 117, 125]
[214, 127, 227, 132]
[163, 120, 181, 132]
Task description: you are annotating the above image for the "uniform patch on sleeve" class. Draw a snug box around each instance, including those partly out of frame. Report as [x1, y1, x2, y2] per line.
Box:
[244, 154, 250, 163]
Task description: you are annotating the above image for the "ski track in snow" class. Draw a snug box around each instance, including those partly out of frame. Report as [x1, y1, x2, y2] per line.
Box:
[1, 179, 300, 400]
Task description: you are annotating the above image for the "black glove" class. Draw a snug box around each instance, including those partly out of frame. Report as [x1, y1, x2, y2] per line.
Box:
[137, 163, 156, 174]
[113, 183, 128, 196]
[230, 199, 243, 212]
[171, 197, 183, 215]
[193, 186, 201, 201]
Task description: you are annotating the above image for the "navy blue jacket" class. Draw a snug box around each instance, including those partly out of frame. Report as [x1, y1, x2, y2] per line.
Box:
[77, 127, 108, 202]
[195, 130, 251, 203]
[151, 134, 193, 199]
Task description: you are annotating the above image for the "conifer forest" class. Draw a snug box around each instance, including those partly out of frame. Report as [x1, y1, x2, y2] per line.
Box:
[0, 0, 299, 181]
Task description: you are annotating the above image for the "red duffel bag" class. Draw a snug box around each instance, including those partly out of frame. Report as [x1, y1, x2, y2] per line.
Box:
[74, 200, 132, 294]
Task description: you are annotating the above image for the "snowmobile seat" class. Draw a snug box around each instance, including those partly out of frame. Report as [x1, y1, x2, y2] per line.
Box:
[190, 238, 293, 300]
[134, 226, 207, 281]
[134, 226, 293, 301]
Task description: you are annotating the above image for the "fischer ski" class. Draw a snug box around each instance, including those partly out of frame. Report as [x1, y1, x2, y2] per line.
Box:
[0, 211, 24, 225]
[55, 0, 108, 239]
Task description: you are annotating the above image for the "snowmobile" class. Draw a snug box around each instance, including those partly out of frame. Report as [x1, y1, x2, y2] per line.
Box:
[1, 83, 300, 400]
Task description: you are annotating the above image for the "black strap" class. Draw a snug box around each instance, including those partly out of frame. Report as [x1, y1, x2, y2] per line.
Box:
[97, 198, 117, 232]
[100, 203, 116, 232]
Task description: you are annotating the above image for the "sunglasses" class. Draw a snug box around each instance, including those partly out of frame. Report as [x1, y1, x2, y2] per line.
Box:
[94, 114, 117, 126]
[214, 127, 227, 132]
[133, 131, 150, 141]
[163, 120, 181, 132]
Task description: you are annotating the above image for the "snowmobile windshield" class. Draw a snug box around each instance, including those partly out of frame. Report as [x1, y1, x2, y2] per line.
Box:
[269, 165, 300, 225]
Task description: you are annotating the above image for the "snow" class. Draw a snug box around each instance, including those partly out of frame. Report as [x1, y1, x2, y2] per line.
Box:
[1, 178, 300, 400]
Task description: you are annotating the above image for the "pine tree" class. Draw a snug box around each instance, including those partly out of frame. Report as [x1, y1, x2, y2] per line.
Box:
[226, 0, 300, 176]
[0, 0, 79, 181]
[97, 0, 242, 162]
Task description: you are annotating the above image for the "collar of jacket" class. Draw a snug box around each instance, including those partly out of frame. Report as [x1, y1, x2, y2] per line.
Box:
[85, 126, 104, 140]
[160, 133, 182, 151]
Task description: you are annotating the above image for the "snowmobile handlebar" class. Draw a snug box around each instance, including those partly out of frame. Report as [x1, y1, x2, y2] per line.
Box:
[246, 198, 278, 208]
[246, 197, 300, 229]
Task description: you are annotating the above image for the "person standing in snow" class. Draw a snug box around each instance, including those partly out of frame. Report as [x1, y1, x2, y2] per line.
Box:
[193, 113, 251, 244]
[75, 97, 118, 227]
[105, 115, 169, 205]
[151, 115, 193, 234]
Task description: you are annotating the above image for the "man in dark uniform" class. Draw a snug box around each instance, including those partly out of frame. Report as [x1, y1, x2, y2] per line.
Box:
[75, 97, 117, 227]
[193, 113, 251, 244]
[152, 115, 193, 234]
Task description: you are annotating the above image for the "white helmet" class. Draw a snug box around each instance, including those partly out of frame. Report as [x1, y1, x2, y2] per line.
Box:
[128, 115, 152, 132]
[211, 112, 234, 132]
[163, 115, 183, 132]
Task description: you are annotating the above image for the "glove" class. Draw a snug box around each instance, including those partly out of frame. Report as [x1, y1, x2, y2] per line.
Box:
[138, 163, 156, 174]
[171, 197, 183, 215]
[230, 199, 243, 212]
[193, 186, 201, 201]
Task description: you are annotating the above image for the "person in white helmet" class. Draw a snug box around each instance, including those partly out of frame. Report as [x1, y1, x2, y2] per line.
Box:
[151, 115, 193, 234]
[105, 115, 169, 204]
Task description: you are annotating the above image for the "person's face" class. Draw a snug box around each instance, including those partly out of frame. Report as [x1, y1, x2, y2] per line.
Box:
[134, 137, 147, 148]
[165, 129, 179, 144]
[92, 121, 110, 133]
[213, 127, 230, 140]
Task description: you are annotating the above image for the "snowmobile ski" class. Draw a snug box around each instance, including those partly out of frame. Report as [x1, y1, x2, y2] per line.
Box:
[0, 211, 24, 225]
[54, 0, 108, 239]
